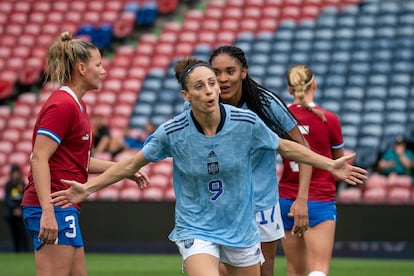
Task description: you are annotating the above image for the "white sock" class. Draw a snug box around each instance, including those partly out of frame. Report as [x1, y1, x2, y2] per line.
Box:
[308, 271, 326, 276]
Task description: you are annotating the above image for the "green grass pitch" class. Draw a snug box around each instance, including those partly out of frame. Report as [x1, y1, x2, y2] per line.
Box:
[0, 253, 413, 275]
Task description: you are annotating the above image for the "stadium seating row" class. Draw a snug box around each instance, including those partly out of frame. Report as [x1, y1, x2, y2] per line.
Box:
[337, 173, 414, 205]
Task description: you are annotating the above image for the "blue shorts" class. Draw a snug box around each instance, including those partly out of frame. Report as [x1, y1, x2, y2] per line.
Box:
[22, 206, 84, 250]
[280, 198, 337, 230]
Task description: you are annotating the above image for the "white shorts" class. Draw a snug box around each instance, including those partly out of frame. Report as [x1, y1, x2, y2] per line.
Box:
[256, 203, 285, 242]
[175, 238, 264, 269]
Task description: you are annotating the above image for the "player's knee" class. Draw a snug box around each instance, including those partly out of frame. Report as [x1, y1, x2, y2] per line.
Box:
[308, 271, 326, 276]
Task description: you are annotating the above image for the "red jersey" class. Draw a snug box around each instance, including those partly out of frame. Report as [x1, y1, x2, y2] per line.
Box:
[279, 103, 343, 202]
[22, 88, 92, 209]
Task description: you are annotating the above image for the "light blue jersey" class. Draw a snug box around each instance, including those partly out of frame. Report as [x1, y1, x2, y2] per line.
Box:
[142, 104, 280, 247]
[240, 87, 296, 211]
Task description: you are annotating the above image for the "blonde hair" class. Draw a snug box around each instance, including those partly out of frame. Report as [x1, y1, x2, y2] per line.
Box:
[45, 32, 98, 85]
[286, 64, 326, 123]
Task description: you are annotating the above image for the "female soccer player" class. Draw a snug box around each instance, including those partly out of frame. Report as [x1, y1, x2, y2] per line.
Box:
[21, 32, 149, 276]
[209, 45, 312, 276]
[279, 64, 345, 276]
[51, 57, 367, 276]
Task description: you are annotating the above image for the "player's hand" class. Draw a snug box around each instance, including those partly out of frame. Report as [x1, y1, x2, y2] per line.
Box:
[50, 180, 88, 208]
[331, 153, 368, 186]
[38, 209, 58, 244]
[289, 198, 308, 237]
[128, 170, 150, 189]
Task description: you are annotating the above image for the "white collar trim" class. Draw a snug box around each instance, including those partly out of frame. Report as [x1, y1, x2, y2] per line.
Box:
[59, 86, 83, 111]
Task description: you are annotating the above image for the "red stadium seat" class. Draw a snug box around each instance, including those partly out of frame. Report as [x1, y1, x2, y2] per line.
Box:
[103, 78, 122, 92]
[101, 10, 118, 24]
[151, 55, 171, 69]
[201, 19, 220, 32]
[113, 150, 135, 162]
[387, 187, 411, 205]
[97, 179, 125, 200]
[118, 89, 139, 104]
[87, 0, 105, 12]
[92, 151, 113, 161]
[174, 42, 194, 59]
[105, 1, 123, 12]
[21, 129, 34, 142]
[223, 6, 243, 20]
[0, 117, 6, 130]
[164, 186, 176, 201]
[9, 12, 27, 24]
[123, 79, 142, 92]
[204, 6, 223, 20]
[0, 152, 6, 168]
[154, 42, 175, 57]
[141, 186, 165, 201]
[83, 91, 97, 106]
[113, 11, 135, 38]
[148, 174, 171, 189]
[12, 102, 33, 117]
[2, 128, 22, 142]
[32, 1, 50, 12]
[0, 79, 14, 101]
[182, 18, 201, 33]
[0, 46, 11, 60]
[131, 54, 152, 70]
[18, 91, 38, 104]
[114, 103, 133, 117]
[387, 174, 412, 188]
[337, 188, 362, 204]
[15, 140, 33, 153]
[365, 173, 388, 189]
[158, 0, 178, 14]
[198, 30, 217, 45]
[244, 6, 262, 19]
[19, 57, 44, 85]
[92, 103, 113, 117]
[109, 115, 129, 130]
[301, 4, 320, 21]
[71, 1, 87, 12]
[0, 2, 13, 14]
[8, 115, 28, 129]
[362, 187, 386, 204]
[96, 186, 120, 201]
[119, 187, 142, 201]
[214, 31, 237, 48]
[151, 159, 173, 177]
[162, 21, 182, 34]
[159, 31, 178, 44]
[8, 151, 29, 167]
[97, 90, 117, 104]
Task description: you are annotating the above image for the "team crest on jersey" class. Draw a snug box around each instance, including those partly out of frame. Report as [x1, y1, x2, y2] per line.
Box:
[183, 239, 194, 249]
[207, 162, 219, 175]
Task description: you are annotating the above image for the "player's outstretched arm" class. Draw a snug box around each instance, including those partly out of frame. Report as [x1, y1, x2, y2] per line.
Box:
[278, 139, 367, 185]
[51, 151, 150, 207]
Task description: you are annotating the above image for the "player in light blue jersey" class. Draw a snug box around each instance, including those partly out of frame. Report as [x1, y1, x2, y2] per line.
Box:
[51, 57, 367, 276]
[210, 45, 313, 276]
